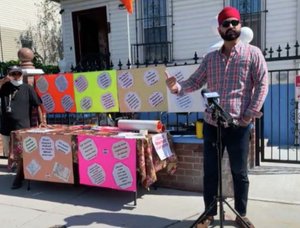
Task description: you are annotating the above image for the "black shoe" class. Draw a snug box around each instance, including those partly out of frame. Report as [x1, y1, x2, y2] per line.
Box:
[11, 181, 23, 190]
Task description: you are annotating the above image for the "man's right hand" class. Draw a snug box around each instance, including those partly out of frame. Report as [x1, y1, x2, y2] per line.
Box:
[0, 75, 11, 87]
[165, 76, 179, 94]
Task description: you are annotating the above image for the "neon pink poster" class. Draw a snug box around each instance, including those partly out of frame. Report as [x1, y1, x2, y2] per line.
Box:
[77, 135, 136, 192]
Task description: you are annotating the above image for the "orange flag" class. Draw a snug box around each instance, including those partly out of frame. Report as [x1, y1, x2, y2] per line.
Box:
[121, 0, 133, 14]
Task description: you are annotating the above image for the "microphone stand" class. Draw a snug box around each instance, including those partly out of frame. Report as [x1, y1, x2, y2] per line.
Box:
[190, 108, 250, 228]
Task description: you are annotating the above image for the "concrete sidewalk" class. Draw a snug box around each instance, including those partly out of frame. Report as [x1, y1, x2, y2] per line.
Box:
[0, 159, 300, 228]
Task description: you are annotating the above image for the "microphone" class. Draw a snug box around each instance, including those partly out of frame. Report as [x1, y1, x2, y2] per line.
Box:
[201, 89, 220, 106]
[201, 89, 238, 127]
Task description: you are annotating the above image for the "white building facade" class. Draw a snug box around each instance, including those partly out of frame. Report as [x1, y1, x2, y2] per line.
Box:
[52, 0, 300, 71]
[0, 0, 46, 62]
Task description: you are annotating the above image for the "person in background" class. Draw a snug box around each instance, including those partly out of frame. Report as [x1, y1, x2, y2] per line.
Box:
[166, 6, 268, 228]
[0, 65, 47, 189]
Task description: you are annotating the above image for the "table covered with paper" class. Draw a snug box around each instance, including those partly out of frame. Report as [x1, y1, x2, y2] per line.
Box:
[9, 120, 177, 192]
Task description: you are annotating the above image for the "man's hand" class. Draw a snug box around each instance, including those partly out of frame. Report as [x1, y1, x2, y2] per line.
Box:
[39, 122, 47, 128]
[0, 75, 12, 87]
[239, 115, 252, 127]
[165, 76, 179, 94]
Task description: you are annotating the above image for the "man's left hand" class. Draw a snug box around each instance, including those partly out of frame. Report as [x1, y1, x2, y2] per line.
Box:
[239, 116, 252, 127]
[39, 122, 47, 128]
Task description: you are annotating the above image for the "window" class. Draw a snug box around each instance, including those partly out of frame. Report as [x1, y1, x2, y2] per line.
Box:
[134, 0, 172, 63]
[231, 0, 264, 48]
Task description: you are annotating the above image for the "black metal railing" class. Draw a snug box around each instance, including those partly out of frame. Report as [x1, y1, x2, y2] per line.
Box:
[260, 40, 300, 164]
[264, 41, 300, 61]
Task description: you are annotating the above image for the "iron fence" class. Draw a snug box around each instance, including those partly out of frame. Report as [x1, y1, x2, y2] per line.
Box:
[260, 41, 300, 164]
[2, 41, 300, 164]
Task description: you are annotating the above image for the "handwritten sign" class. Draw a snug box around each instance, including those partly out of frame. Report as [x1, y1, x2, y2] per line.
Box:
[166, 65, 206, 112]
[112, 162, 133, 189]
[77, 135, 136, 192]
[21, 132, 74, 184]
[39, 136, 55, 161]
[117, 66, 168, 112]
[79, 138, 98, 160]
[74, 71, 119, 112]
[35, 73, 76, 113]
[152, 133, 173, 160]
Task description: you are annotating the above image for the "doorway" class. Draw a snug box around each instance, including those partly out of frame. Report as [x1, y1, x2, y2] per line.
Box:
[72, 6, 110, 69]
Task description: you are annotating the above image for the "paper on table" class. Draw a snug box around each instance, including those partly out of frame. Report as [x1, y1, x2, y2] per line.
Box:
[152, 133, 173, 160]
[116, 132, 146, 139]
[117, 119, 164, 133]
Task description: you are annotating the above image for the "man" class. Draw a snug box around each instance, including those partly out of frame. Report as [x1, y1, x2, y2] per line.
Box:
[166, 6, 268, 228]
[0, 65, 47, 189]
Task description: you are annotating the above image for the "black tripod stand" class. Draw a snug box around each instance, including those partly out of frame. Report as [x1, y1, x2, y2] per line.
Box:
[190, 108, 251, 228]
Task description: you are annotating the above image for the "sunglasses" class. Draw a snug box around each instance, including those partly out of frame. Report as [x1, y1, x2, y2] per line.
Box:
[221, 20, 240, 28]
[9, 72, 22, 76]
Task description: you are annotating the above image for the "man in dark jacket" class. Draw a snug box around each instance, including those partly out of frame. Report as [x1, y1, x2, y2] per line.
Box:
[0, 65, 46, 189]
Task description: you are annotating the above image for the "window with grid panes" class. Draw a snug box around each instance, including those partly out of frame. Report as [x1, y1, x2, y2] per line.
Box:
[135, 0, 172, 63]
[231, 0, 263, 48]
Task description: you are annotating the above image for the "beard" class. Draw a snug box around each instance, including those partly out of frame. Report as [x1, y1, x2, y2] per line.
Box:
[220, 29, 241, 41]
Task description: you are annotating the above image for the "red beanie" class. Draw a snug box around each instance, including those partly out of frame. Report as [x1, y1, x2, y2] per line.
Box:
[218, 6, 240, 25]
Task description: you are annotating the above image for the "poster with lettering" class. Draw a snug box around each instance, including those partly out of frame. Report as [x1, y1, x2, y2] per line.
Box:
[117, 66, 168, 112]
[35, 73, 76, 113]
[21, 132, 74, 184]
[73, 70, 119, 112]
[152, 133, 173, 160]
[166, 65, 206, 112]
[77, 135, 136, 192]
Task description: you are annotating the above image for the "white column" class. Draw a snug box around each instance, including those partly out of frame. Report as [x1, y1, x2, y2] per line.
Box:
[126, 13, 132, 65]
[296, 0, 300, 68]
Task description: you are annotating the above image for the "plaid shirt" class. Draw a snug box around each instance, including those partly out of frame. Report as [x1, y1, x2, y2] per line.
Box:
[179, 41, 269, 126]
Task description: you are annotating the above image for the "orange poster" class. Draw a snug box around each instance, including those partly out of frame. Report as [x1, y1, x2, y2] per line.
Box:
[21, 129, 74, 184]
[35, 73, 76, 113]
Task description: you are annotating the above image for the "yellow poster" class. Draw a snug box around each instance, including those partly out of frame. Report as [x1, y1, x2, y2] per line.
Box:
[117, 66, 168, 112]
[73, 70, 119, 112]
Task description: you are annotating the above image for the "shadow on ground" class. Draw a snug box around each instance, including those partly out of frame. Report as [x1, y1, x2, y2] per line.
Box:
[0, 159, 200, 212]
[249, 165, 300, 175]
[54, 212, 239, 228]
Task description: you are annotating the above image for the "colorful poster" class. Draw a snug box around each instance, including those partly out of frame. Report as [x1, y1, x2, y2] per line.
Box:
[21, 132, 74, 184]
[117, 66, 168, 112]
[73, 70, 119, 113]
[77, 135, 136, 192]
[35, 73, 76, 113]
[166, 65, 206, 112]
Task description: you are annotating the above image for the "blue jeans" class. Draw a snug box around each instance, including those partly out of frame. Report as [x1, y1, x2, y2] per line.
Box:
[203, 122, 251, 217]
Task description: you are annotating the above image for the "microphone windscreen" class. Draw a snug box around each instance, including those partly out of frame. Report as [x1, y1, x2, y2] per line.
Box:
[201, 88, 210, 97]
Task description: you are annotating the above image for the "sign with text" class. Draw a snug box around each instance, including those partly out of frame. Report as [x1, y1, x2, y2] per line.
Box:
[152, 133, 173, 160]
[166, 65, 206, 112]
[35, 73, 76, 113]
[73, 70, 119, 112]
[22, 132, 74, 183]
[77, 135, 136, 192]
[117, 66, 168, 112]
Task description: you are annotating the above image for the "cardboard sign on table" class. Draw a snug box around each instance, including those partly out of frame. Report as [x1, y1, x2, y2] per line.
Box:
[22, 129, 74, 184]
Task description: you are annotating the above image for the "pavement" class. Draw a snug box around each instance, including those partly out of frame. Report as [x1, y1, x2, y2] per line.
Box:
[0, 158, 300, 228]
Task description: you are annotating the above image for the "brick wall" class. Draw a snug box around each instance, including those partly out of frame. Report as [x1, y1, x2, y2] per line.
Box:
[156, 128, 255, 196]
